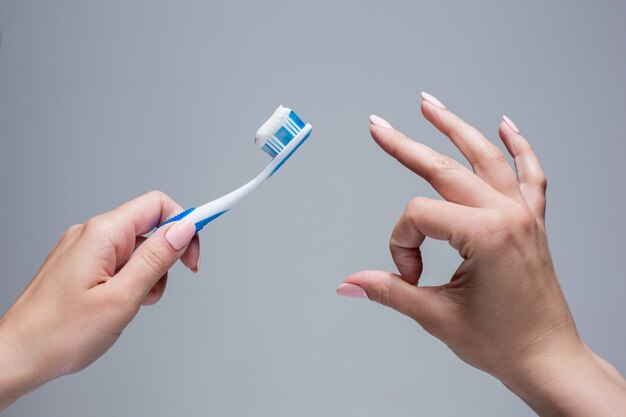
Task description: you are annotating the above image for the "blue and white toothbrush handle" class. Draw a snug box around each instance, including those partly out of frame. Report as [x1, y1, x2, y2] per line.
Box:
[159, 207, 227, 233]
[159, 121, 312, 233]
[158, 172, 267, 232]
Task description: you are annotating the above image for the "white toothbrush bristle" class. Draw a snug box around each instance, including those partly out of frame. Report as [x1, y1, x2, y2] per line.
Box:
[255, 105, 291, 148]
[255, 105, 311, 163]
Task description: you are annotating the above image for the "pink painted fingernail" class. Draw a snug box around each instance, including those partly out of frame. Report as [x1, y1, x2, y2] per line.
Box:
[165, 220, 196, 251]
[336, 283, 368, 299]
[421, 92, 446, 109]
[502, 115, 520, 133]
[370, 114, 393, 129]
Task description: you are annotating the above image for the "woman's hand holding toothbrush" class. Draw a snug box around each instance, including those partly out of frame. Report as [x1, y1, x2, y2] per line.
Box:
[0, 191, 199, 410]
[338, 93, 626, 416]
[0, 105, 310, 411]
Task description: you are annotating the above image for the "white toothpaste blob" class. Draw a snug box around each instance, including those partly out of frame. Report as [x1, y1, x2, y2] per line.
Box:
[254, 105, 291, 147]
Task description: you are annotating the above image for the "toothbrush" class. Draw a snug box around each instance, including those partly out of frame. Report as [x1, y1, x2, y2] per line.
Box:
[159, 105, 312, 232]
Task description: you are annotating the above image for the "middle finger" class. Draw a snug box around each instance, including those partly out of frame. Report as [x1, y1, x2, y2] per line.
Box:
[369, 119, 504, 208]
[420, 92, 522, 200]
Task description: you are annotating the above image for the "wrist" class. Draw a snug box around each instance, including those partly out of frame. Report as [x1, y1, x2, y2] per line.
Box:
[503, 341, 626, 416]
[0, 319, 47, 410]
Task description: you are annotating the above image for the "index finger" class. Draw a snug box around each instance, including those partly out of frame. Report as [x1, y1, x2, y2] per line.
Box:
[369, 118, 504, 208]
[390, 197, 487, 284]
[94, 190, 200, 272]
[104, 190, 184, 236]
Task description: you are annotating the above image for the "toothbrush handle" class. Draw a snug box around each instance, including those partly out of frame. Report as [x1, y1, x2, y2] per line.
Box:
[158, 171, 266, 233]
[158, 207, 229, 232]
[159, 207, 196, 229]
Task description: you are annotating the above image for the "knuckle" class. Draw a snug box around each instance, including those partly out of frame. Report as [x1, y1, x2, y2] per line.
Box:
[379, 275, 393, 308]
[485, 210, 512, 237]
[144, 190, 172, 207]
[138, 244, 169, 277]
[84, 216, 110, 235]
[146, 189, 168, 201]
[367, 275, 393, 307]
[433, 155, 460, 173]
[480, 205, 538, 248]
[484, 144, 507, 164]
[386, 135, 403, 160]
[514, 209, 537, 234]
[442, 116, 463, 138]
[407, 196, 428, 213]
[471, 210, 515, 251]
[67, 223, 83, 233]
[64, 223, 84, 238]
[146, 189, 180, 211]
[537, 175, 548, 191]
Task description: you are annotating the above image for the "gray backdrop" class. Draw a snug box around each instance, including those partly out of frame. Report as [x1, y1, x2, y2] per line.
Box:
[1, 1, 625, 416]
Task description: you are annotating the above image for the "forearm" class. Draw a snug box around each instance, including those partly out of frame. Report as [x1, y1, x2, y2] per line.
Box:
[0, 322, 43, 411]
[506, 347, 626, 417]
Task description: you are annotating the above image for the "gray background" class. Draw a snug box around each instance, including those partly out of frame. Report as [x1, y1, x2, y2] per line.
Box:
[1, 0, 625, 416]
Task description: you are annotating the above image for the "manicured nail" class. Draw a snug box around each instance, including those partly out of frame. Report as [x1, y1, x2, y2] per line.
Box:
[165, 220, 196, 251]
[336, 283, 368, 299]
[421, 92, 446, 109]
[370, 114, 393, 129]
[502, 115, 520, 133]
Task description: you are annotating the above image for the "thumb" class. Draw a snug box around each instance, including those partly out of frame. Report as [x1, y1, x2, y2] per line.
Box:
[338, 270, 449, 332]
[114, 220, 197, 303]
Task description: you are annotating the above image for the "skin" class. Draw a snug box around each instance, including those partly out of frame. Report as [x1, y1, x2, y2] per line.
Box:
[0, 101, 624, 415]
[340, 96, 626, 416]
[0, 191, 199, 410]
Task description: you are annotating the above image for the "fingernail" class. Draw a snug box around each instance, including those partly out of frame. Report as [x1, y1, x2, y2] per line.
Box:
[165, 220, 196, 251]
[421, 92, 446, 109]
[336, 283, 368, 299]
[502, 115, 520, 133]
[370, 114, 393, 129]
[193, 253, 201, 273]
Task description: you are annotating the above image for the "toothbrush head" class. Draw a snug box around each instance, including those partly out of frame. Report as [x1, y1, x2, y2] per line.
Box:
[158, 106, 312, 233]
[255, 105, 312, 177]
